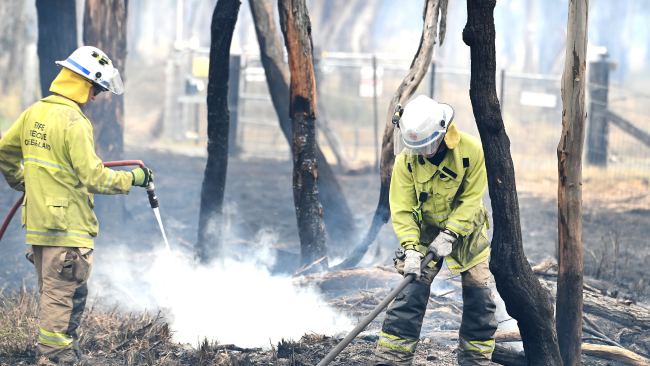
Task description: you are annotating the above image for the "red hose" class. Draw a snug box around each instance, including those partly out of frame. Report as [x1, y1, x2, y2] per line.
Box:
[0, 160, 146, 242]
[0, 194, 23, 242]
[103, 160, 145, 168]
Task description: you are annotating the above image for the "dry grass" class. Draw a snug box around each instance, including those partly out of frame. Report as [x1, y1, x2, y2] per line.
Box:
[0, 291, 355, 365]
[0, 289, 445, 365]
[0, 288, 38, 360]
[515, 163, 650, 211]
[0, 290, 183, 365]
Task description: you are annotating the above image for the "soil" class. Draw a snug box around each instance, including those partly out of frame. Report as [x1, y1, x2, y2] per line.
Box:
[0, 145, 648, 365]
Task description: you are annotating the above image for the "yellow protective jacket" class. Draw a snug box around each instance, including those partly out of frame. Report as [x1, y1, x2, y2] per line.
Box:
[389, 125, 491, 273]
[0, 95, 133, 248]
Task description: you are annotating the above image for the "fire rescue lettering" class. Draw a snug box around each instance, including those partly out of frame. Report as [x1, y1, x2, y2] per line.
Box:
[25, 122, 51, 151]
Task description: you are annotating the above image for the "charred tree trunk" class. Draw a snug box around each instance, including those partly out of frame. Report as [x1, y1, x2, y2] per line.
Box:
[196, 0, 241, 262]
[36, 0, 77, 97]
[462, 1, 562, 365]
[335, 0, 448, 269]
[248, 0, 355, 254]
[556, 1, 588, 365]
[278, 0, 327, 268]
[83, 0, 128, 162]
[83, 0, 128, 229]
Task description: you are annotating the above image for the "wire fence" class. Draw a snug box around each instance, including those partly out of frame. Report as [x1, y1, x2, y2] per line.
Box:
[170, 51, 650, 178]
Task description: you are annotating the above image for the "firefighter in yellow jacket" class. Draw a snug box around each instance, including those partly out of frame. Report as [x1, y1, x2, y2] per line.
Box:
[374, 95, 497, 366]
[0, 46, 152, 364]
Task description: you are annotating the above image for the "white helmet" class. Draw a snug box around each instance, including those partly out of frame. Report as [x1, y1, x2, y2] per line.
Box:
[393, 95, 454, 156]
[55, 46, 124, 95]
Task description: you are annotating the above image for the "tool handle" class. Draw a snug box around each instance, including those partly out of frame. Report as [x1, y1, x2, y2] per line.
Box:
[317, 251, 439, 366]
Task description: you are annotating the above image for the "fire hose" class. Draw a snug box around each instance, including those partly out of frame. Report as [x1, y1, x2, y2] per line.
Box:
[318, 251, 442, 366]
[0, 160, 169, 249]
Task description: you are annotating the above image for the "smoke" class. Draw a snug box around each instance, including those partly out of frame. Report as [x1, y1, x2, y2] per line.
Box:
[90, 229, 352, 348]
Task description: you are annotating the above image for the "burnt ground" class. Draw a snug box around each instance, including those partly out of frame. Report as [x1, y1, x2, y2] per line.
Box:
[0, 146, 649, 365]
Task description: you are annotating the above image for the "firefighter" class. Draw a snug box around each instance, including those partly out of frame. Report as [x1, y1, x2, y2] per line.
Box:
[374, 95, 497, 366]
[0, 46, 153, 365]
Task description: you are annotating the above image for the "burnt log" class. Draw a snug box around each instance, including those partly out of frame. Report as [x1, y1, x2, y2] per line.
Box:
[430, 330, 650, 366]
[583, 289, 650, 331]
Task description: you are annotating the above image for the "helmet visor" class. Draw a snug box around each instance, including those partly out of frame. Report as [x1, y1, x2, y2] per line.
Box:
[395, 128, 445, 156]
[98, 68, 124, 95]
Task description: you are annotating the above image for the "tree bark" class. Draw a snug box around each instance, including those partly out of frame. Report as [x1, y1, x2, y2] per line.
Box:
[83, 0, 128, 162]
[36, 0, 78, 98]
[83, 0, 129, 230]
[335, 0, 448, 269]
[556, 1, 588, 365]
[247, 0, 355, 254]
[462, 1, 562, 365]
[196, 0, 241, 262]
[278, 0, 327, 268]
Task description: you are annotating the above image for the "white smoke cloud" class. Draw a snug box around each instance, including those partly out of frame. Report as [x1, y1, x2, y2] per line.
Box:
[90, 230, 352, 348]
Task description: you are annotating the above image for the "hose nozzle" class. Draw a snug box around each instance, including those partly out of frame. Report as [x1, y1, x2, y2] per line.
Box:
[146, 182, 159, 209]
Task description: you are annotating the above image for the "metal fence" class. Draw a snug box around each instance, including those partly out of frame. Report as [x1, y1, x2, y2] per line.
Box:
[166, 51, 650, 177]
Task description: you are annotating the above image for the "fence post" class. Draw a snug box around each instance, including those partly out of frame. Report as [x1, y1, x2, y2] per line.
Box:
[373, 55, 380, 171]
[428, 61, 436, 98]
[586, 52, 610, 166]
[499, 68, 506, 110]
[163, 58, 179, 140]
[228, 54, 241, 156]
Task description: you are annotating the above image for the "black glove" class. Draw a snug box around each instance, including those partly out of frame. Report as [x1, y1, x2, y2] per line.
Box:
[131, 167, 154, 187]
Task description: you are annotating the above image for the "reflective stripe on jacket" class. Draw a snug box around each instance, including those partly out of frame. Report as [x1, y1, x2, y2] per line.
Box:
[0, 95, 133, 248]
[389, 128, 490, 273]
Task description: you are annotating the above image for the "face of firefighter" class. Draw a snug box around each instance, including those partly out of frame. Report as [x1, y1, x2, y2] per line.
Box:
[422, 140, 445, 158]
[85, 85, 106, 105]
[86, 88, 95, 104]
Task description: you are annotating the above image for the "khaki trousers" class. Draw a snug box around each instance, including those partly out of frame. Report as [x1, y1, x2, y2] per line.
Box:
[32, 246, 93, 359]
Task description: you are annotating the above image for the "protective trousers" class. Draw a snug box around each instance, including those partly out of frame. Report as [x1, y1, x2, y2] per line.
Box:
[374, 257, 497, 366]
[32, 246, 93, 363]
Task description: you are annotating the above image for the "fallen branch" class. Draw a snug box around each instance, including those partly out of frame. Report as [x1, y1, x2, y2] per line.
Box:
[531, 257, 557, 273]
[582, 315, 623, 348]
[293, 256, 328, 277]
[531, 260, 650, 331]
[423, 330, 650, 365]
[297, 267, 400, 292]
[583, 289, 650, 331]
[213, 344, 262, 353]
[582, 344, 650, 366]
